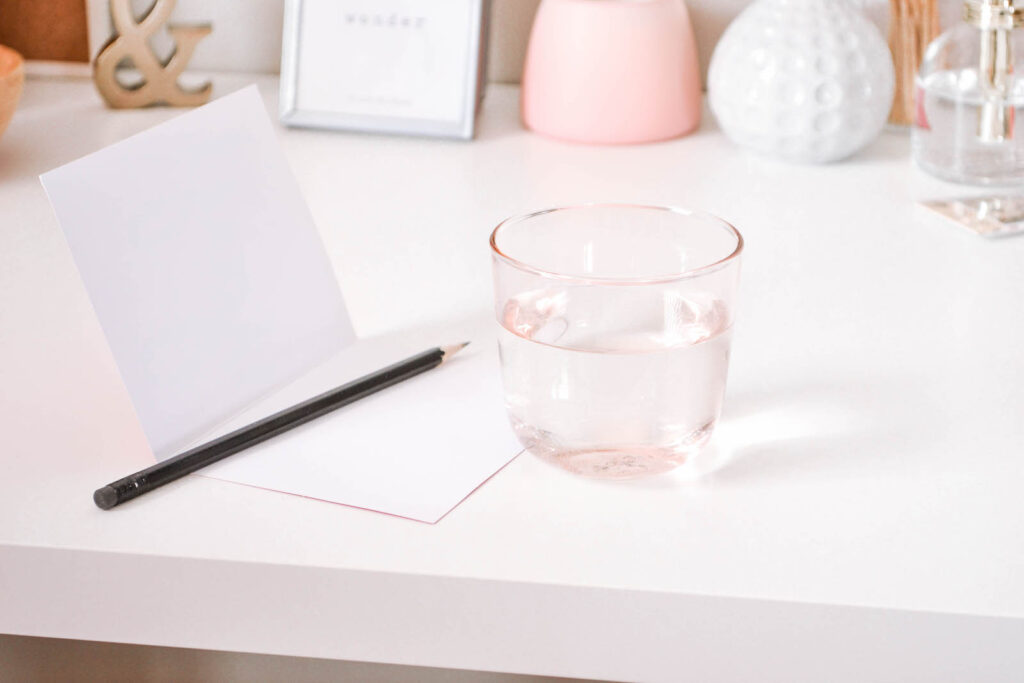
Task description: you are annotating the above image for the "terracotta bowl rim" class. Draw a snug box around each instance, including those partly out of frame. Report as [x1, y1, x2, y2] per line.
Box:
[0, 45, 26, 80]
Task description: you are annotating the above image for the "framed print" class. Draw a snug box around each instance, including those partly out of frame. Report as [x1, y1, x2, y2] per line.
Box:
[280, 0, 489, 139]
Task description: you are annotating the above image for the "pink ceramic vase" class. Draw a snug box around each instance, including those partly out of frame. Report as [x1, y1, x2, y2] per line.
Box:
[521, 0, 702, 145]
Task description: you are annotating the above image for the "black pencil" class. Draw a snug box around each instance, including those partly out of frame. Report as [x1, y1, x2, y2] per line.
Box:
[93, 342, 470, 510]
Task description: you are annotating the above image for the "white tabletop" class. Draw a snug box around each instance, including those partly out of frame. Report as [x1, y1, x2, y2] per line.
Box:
[2, 74, 1023, 683]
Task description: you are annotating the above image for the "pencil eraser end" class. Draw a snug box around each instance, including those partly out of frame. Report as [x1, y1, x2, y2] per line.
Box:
[94, 486, 118, 510]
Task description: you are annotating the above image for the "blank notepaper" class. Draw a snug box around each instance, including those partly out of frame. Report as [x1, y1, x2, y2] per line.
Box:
[41, 86, 519, 522]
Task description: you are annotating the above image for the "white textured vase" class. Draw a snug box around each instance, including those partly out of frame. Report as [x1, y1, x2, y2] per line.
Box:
[708, 0, 894, 164]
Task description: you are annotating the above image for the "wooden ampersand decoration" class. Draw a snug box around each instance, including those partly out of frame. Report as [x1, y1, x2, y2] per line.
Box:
[93, 0, 212, 108]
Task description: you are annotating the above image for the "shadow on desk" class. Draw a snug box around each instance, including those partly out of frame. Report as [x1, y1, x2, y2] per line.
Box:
[0, 635, 602, 683]
[704, 371, 952, 487]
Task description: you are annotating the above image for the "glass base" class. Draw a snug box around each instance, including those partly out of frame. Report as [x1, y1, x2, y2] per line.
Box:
[514, 420, 715, 479]
[915, 157, 1024, 186]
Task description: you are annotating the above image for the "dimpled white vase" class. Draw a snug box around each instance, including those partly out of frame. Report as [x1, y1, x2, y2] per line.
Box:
[708, 0, 894, 164]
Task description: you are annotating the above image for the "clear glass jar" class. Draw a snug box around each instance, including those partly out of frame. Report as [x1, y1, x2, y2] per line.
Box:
[912, 2, 1024, 185]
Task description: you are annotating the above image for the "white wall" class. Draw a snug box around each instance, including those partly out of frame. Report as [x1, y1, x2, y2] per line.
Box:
[89, 0, 961, 84]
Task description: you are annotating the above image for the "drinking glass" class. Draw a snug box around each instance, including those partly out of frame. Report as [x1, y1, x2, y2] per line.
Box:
[490, 204, 743, 478]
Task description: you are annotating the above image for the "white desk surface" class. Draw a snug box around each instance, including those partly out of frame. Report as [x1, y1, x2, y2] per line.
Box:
[2, 75, 1023, 683]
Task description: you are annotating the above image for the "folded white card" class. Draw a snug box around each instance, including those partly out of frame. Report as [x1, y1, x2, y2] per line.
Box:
[42, 86, 355, 459]
[41, 86, 519, 522]
[201, 319, 521, 523]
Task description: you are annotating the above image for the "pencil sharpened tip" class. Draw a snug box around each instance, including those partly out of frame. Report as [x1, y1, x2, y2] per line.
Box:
[441, 341, 471, 361]
[94, 485, 119, 510]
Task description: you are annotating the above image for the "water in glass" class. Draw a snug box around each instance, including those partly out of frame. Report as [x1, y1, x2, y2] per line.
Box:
[498, 286, 732, 478]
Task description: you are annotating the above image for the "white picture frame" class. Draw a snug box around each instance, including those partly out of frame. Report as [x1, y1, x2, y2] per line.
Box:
[280, 0, 489, 140]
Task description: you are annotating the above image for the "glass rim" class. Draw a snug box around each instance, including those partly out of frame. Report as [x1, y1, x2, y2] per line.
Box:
[489, 203, 744, 285]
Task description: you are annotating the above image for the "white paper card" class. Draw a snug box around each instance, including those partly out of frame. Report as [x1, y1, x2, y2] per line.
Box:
[41, 86, 355, 459]
[41, 88, 520, 522]
[201, 322, 522, 524]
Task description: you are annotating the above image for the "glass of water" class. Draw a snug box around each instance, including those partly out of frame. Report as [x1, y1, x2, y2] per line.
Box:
[490, 204, 743, 478]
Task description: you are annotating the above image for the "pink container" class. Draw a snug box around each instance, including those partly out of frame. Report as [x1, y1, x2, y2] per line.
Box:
[521, 0, 702, 145]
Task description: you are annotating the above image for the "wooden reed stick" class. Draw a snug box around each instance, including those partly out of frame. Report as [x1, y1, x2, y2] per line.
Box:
[888, 0, 941, 125]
